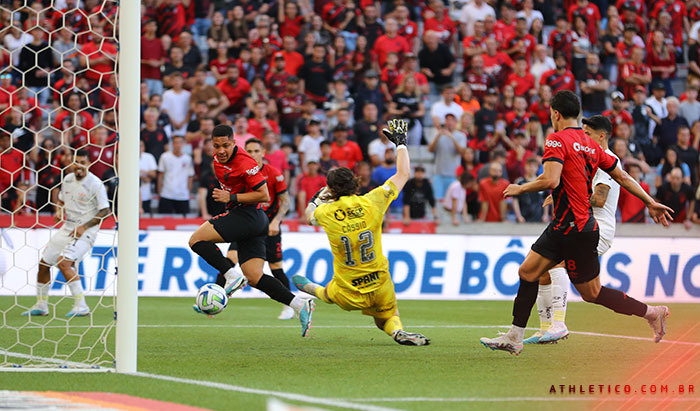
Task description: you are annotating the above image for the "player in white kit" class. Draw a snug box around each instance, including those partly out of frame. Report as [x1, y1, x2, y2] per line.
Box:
[525, 115, 620, 344]
[22, 149, 110, 317]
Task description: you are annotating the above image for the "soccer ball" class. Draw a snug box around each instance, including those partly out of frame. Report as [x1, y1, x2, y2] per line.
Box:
[196, 283, 228, 315]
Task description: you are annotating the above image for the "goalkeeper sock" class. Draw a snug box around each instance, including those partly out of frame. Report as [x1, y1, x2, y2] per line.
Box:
[191, 241, 234, 275]
[67, 280, 86, 306]
[313, 286, 332, 304]
[512, 278, 539, 328]
[252, 274, 294, 306]
[271, 268, 290, 290]
[535, 283, 552, 332]
[594, 286, 647, 317]
[37, 282, 50, 305]
[383, 316, 403, 336]
[550, 267, 568, 328]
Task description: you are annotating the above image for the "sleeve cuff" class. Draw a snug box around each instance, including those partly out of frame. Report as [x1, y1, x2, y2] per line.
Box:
[602, 158, 618, 173]
[542, 157, 564, 165]
[252, 180, 267, 190]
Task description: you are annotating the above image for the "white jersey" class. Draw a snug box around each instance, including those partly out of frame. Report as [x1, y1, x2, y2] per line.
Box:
[592, 149, 620, 253]
[58, 172, 110, 229]
[158, 151, 194, 201]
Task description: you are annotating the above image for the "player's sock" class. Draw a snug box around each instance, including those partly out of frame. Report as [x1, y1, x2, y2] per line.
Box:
[67, 280, 86, 306]
[383, 316, 403, 336]
[37, 282, 50, 305]
[215, 273, 226, 287]
[512, 278, 539, 328]
[289, 296, 306, 312]
[536, 283, 552, 332]
[252, 274, 294, 306]
[594, 286, 647, 317]
[190, 241, 234, 275]
[507, 325, 525, 341]
[271, 268, 290, 290]
[549, 267, 568, 328]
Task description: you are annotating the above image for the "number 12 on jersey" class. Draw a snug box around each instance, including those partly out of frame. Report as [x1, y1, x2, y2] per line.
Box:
[339, 230, 375, 266]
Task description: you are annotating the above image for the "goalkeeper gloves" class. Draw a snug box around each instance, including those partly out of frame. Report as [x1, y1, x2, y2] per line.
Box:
[382, 119, 408, 147]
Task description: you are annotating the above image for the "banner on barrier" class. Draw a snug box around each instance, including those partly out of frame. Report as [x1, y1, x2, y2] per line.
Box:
[1, 230, 699, 302]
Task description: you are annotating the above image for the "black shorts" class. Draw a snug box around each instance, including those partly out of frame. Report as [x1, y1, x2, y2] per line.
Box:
[229, 232, 282, 263]
[531, 224, 600, 284]
[209, 207, 268, 264]
[158, 197, 190, 215]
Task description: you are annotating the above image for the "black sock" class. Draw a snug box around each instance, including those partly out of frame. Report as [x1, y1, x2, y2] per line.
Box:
[594, 286, 647, 317]
[215, 273, 226, 287]
[271, 268, 290, 290]
[190, 241, 233, 275]
[253, 275, 294, 306]
[512, 279, 539, 328]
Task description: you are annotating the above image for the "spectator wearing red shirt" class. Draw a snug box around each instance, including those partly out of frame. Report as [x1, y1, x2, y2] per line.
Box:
[620, 4, 647, 37]
[329, 125, 362, 170]
[0, 133, 25, 209]
[504, 133, 535, 183]
[647, 30, 676, 97]
[655, 12, 683, 52]
[396, 54, 430, 96]
[278, 0, 306, 40]
[462, 20, 487, 71]
[266, 53, 291, 100]
[616, 0, 646, 15]
[86, 127, 115, 180]
[616, 25, 638, 70]
[618, 163, 650, 222]
[478, 162, 510, 222]
[548, 15, 575, 63]
[79, 24, 117, 85]
[217, 65, 250, 115]
[141, 19, 165, 97]
[209, 44, 239, 83]
[321, 0, 347, 32]
[539, 53, 576, 94]
[248, 100, 280, 140]
[505, 57, 535, 98]
[568, 0, 601, 44]
[296, 160, 327, 217]
[504, 17, 536, 65]
[156, 0, 186, 40]
[464, 55, 497, 102]
[603, 91, 634, 137]
[493, 4, 516, 44]
[262, 131, 290, 182]
[395, 5, 419, 51]
[482, 37, 514, 86]
[52, 93, 95, 148]
[620, 47, 652, 100]
[279, 36, 305, 76]
[423, 0, 457, 47]
[505, 96, 532, 139]
[529, 84, 552, 125]
[372, 18, 410, 68]
[0, 73, 16, 113]
[650, 0, 688, 38]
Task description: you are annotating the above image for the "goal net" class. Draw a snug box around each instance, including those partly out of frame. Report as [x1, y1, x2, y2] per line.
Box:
[0, 0, 121, 370]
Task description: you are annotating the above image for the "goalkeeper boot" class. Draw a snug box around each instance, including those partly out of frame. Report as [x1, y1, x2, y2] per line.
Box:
[523, 331, 544, 344]
[480, 334, 524, 355]
[392, 330, 431, 346]
[22, 303, 49, 317]
[224, 266, 248, 297]
[645, 305, 669, 343]
[278, 305, 295, 320]
[539, 324, 569, 344]
[292, 274, 319, 296]
[299, 299, 315, 337]
[65, 304, 90, 318]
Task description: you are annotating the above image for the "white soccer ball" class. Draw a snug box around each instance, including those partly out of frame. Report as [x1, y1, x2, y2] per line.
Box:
[196, 283, 228, 315]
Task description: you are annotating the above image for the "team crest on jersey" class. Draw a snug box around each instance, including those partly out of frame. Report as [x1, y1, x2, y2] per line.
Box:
[334, 209, 346, 221]
[276, 175, 284, 182]
[246, 166, 259, 175]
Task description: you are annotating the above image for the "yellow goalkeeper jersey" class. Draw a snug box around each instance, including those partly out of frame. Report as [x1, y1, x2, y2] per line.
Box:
[314, 179, 399, 294]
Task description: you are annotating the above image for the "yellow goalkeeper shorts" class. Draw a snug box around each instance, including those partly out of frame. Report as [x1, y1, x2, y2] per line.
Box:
[325, 274, 398, 319]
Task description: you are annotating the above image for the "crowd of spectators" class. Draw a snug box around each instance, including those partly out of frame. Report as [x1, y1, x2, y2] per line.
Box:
[1, 0, 700, 228]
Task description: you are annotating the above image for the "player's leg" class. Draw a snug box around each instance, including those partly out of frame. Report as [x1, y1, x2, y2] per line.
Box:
[292, 274, 333, 303]
[525, 271, 553, 344]
[481, 228, 560, 354]
[240, 242, 315, 337]
[56, 257, 89, 317]
[22, 259, 52, 316]
[370, 282, 430, 346]
[539, 262, 570, 343]
[267, 233, 294, 320]
[188, 218, 246, 296]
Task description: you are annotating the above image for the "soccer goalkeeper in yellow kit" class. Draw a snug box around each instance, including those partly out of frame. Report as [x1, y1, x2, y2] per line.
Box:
[293, 119, 430, 346]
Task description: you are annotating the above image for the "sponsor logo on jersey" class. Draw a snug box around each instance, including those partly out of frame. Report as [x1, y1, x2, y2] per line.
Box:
[334, 209, 346, 221]
[573, 142, 596, 154]
[351, 272, 380, 287]
[246, 166, 259, 176]
[275, 175, 284, 182]
[545, 139, 562, 148]
[346, 206, 364, 219]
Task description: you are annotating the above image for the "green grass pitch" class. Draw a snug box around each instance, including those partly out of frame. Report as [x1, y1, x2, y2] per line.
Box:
[1, 297, 699, 410]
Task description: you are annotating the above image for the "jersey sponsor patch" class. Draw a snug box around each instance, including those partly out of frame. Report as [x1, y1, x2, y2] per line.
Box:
[545, 139, 562, 148]
[246, 166, 259, 176]
[351, 271, 380, 288]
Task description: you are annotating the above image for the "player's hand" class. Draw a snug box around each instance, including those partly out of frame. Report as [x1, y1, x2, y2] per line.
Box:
[54, 209, 63, 223]
[543, 194, 553, 208]
[647, 200, 674, 227]
[212, 188, 231, 203]
[503, 184, 523, 198]
[73, 225, 86, 239]
[382, 119, 408, 146]
[269, 219, 281, 236]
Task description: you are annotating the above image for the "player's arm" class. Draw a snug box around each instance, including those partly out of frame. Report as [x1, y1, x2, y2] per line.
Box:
[384, 120, 411, 192]
[213, 182, 270, 204]
[504, 161, 562, 197]
[606, 166, 673, 226]
[589, 183, 610, 208]
[305, 186, 330, 226]
[74, 207, 110, 238]
[269, 191, 290, 235]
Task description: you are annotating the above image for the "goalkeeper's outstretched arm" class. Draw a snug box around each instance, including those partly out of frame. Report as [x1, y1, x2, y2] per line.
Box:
[385, 119, 411, 192]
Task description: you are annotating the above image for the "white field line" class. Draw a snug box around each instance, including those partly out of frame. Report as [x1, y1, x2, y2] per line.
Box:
[336, 397, 700, 403]
[9, 324, 700, 346]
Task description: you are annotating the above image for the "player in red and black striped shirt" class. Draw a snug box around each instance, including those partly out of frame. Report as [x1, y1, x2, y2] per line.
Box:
[480, 91, 673, 355]
[188, 125, 314, 336]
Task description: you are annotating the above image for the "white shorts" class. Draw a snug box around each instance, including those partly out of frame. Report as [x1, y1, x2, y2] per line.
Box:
[42, 226, 97, 265]
[597, 235, 612, 256]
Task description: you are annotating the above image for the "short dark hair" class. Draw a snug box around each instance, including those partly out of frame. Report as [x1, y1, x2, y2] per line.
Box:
[212, 124, 234, 139]
[582, 115, 613, 137]
[245, 138, 263, 148]
[75, 148, 89, 158]
[459, 172, 474, 185]
[172, 135, 185, 141]
[320, 140, 332, 147]
[626, 163, 642, 173]
[326, 167, 359, 199]
[550, 90, 580, 119]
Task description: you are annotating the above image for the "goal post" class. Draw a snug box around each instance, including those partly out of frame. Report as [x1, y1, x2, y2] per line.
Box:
[115, 0, 140, 374]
